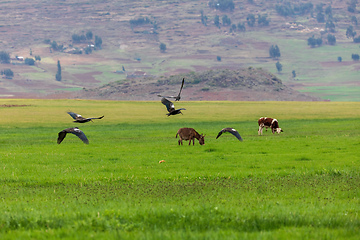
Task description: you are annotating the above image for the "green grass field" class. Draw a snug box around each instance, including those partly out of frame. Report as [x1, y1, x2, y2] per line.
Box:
[0, 99, 359, 239]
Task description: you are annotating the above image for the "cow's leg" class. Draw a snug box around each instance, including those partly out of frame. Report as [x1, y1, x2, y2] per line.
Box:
[188, 138, 192, 145]
[258, 125, 264, 135]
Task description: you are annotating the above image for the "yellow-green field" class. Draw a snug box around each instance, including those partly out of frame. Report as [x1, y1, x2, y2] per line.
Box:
[0, 99, 359, 239]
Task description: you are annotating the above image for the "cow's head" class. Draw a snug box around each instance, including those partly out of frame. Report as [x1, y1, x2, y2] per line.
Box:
[199, 134, 205, 145]
[276, 128, 283, 134]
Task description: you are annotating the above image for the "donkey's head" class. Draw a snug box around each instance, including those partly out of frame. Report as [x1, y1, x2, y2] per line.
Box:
[198, 134, 205, 145]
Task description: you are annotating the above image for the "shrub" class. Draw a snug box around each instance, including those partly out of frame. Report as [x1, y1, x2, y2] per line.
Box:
[24, 58, 35, 65]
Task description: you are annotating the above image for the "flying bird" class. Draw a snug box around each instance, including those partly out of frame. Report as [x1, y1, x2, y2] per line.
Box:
[67, 112, 104, 123]
[157, 78, 184, 101]
[57, 127, 89, 144]
[216, 128, 243, 141]
[161, 97, 186, 116]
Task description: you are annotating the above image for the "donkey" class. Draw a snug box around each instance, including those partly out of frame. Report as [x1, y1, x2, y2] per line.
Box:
[176, 128, 205, 146]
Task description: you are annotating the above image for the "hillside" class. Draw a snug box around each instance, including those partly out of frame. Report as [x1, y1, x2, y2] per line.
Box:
[74, 68, 320, 101]
[0, 0, 359, 101]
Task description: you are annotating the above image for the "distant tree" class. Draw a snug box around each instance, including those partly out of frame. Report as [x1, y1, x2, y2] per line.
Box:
[276, 61, 283, 72]
[325, 5, 332, 16]
[346, 26, 357, 39]
[216, 56, 222, 61]
[43, 39, 51, 44]
[316, 12, 325, 23]
[214, 15, 220, 28]
[230, 24, 237, 32]
[30, 48, 32, 56]
[354, 36, 360, 43]
[35, 55, 41, 61]
[24, 58, 35, 66]
[351, 53, 360, 61]
[307, 35, 322, 47]
[0, 51, 10, 64]
[222, 15, 231, 26]
[55, 60, 62, 81]
[200, 10, 208, 26]
[246, 14, 256, 27]
[351, 16, 358, 26]
[347, 0, 357, 13]
[292, 70, 296, 78]
[237, 22, 246, 32]
[84, 46, 92, 54]
[337, 56, 342, 62]
[269, 45, 281, 58]
[95, 35, 102, 49]
[72, 34, 86, 43]
[51, 41, 58, 50]
[50, 41, 63, 51]
[327, 34, 336, 45]
[325, 20, 335, 33]
[258, 14, 270, 26]
[86, 30, 93, 40]
[2, 68, 14, 78]
[159, 43, 167, 52]
[130, 17, 151, 27]
[208, 0, 235, 11]
[275, 4, 294, 17]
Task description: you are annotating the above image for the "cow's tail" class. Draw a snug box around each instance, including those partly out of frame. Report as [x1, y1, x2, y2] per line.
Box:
[176, 133, 178, 138]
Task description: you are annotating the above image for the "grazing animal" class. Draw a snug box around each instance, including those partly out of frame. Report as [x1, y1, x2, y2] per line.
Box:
[176, 127, 205, 145]
[57, 127, 89, 144]
[67, 112, 104, 123]
[258, 117, 283, 135]
[161, 97, 186, 116]
[157, 78, 185, 101]
[216, 128, 243, 141]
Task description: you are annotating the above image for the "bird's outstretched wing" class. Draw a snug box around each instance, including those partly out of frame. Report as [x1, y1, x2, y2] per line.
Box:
[157, 78, 185, 101]
[87, 116, 104, 120]
[175, 78, 185, 101]
[216, 128, 243, 141]
[71, 128, 89, 144]
[57, 131, 67, 144]
[57, 127, 89, 144]
[67, 112, 81, 120]
[161, 97, 175, 112]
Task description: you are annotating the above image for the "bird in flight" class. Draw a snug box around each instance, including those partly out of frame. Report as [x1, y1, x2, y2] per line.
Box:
[158, 78, 184, 101]
[216, 128, 243, 141]
[161, 97, 186, 116]
[67, 112, 104, 123]
[57, 127, 89, 144]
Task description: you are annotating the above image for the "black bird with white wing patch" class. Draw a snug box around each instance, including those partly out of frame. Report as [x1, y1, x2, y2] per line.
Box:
[216, 128, 243, 141]
[67, 112, 104, 123]
[57, 127, 89, 144]
[161, 97, 186, 116]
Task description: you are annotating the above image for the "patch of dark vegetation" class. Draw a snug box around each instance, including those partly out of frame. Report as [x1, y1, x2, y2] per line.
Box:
[295, 156, 312, 161]
[0, 104, 31, 107]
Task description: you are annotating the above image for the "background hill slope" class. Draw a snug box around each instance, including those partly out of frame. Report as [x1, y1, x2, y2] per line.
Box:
[0, 0, 359, 101]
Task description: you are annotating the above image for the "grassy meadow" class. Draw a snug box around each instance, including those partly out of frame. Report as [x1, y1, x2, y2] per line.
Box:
[0, 99, 359, 239]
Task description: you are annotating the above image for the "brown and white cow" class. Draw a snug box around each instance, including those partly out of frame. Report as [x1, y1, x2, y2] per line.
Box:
[258, 117, 283, 135]
[176, 128, 205, 145]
